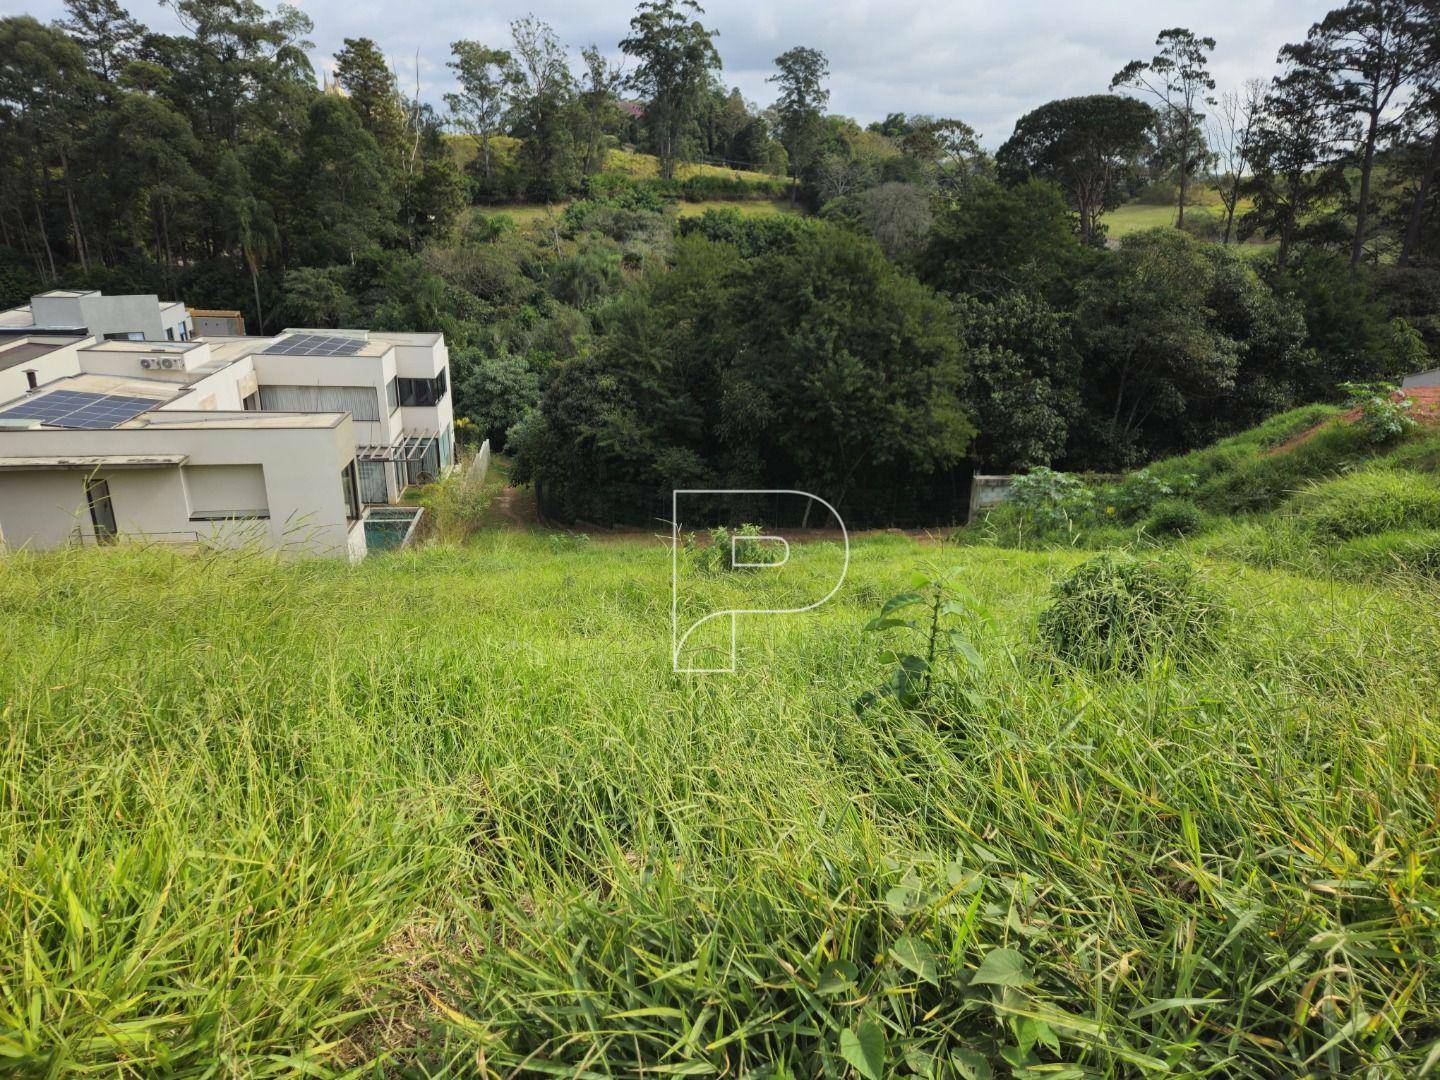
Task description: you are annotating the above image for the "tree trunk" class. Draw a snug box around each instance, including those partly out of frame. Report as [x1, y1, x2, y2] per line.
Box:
[59, 147, 88, 275]
[1223, 174, 1242, 244]
[32, 196, 56, 281]
[1176, 115, 1189, 228]
[246, 249, 265, 333]
[1351, 108, 1380, 268]
[1278, 212, 1294, 271]
[1400, 123, 1440, 267]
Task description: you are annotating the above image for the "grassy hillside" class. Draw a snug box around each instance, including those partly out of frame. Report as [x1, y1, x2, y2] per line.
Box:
[976, 398, 1440, 587]
[2, 523, 1439, 1073]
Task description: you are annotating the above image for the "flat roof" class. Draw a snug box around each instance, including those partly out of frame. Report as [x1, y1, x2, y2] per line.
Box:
[83, 339, 204, 354]
[0, 307, 35, 328]
[188, 308, 243, 317]
[136, 411, 345, 430]
[0, 337, 83, 372]
[370, 331, 442, 346]
[35, 289, 97, 299]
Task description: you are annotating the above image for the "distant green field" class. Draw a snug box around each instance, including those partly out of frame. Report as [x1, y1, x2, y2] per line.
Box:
[472, 196, 800, 231]
[1104, 194, 1278, 256]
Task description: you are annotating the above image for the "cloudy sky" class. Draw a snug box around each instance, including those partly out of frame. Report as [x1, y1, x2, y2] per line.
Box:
[23, 0, 1325, 146]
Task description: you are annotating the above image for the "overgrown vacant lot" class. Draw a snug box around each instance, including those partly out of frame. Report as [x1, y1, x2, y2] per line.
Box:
[2, 534, 1438, 1075]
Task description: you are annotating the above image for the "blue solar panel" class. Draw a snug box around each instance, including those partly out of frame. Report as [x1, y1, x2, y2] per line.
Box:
[262, 333, 366, 357]
[0, 390, 156, 429]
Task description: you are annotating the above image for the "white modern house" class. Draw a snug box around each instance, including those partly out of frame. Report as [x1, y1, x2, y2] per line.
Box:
[0, 292, 454, 559]
[0, 288, 195, 342]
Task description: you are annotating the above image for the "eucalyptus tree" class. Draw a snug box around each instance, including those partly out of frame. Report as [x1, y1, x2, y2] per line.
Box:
[0, 16, 100, 277]
[56, 0, 142, 83]
[1283, 0, 1437, 266]
[1111, 27, 1217, 226]
[620, 0, 721, 179]
[768, 46, 829, 194]
[507, 16, 578, 201]
[444, 41, 518, 183]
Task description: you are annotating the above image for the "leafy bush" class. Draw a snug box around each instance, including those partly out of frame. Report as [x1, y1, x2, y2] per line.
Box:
[1287, 469, 1440, 539]
[680, 524, 768, 575]
[1339, 381, 1418, 445]
[1007, 468, 1094, 533]
[1037, 553, 1221, 670]
[1143, 497, 1203, 537]
[1105, 468, 1196, 522]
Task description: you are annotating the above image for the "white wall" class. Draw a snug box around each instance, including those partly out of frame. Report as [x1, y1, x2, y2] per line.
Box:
[0, 415, 363, 558]
[250, 348, 402, 445]
[75, 342, 213, 379]
[0, 338, 87, 403]
[194, 314, 245, 337]
[166, 356, 255, 412]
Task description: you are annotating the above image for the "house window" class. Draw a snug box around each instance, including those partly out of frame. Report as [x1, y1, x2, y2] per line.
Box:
[341, 461, 361, 522]
[357, 460, 388, 504]
[257, 384, 382, 422]
[104, 331, 144, 341]
[241, 390, 260, 411]
[85, 478, 117, 543]
[185, 464, 269, 521]
[385, 377, 398, 413]
[166, 327, 176, 341]
[439, 424, 453, 471]
[395, 369, 448, 407]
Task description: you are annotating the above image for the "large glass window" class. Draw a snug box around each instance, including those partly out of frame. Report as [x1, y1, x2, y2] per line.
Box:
[385, 377, 398, 413]
[258, 384, 381, 422]
[357, 460, 388, 504]
[396, 369, 448, 407]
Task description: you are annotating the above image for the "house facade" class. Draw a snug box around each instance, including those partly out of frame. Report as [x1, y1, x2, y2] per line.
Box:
[0, 293, 454, 559]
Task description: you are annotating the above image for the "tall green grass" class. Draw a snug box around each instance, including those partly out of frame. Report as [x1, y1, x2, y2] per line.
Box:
[1, 535, 1438, 1075]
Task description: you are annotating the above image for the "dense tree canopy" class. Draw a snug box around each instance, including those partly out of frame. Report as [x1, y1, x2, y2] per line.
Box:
[997, 95, 1155, 244]
[0, 0, 1436, 528]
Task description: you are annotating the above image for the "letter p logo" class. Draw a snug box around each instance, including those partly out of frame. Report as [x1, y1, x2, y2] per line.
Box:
[671, 489, 849, 673]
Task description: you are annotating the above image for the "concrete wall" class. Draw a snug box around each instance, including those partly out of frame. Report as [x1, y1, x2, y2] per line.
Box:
[0, 337, 86, 402]
[1403, 369, 1440, 389]
[166, 356, 255, 412]
[0, 415, 363, 558]
[194, 314, 245, 337]
[75, 342, 213, 379]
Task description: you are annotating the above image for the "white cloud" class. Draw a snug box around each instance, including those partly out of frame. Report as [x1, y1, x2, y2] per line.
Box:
[24, 0, 1323, 145]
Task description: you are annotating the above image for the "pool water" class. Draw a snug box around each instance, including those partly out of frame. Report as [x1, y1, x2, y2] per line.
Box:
[362, 507, 422, 552]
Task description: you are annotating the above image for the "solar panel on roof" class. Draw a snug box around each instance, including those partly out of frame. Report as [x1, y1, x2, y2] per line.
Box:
[261, 333, 365, 357]
[0, 390, 156, 429]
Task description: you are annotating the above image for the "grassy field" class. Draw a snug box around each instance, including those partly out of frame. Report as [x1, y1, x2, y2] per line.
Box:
[2, 500, 1439, 1073]
[474, 197, 800, 229]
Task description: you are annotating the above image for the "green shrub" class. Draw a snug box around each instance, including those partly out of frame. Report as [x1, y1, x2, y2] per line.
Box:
[680, 523, 768, 575]
[1339, 381, 1417, 445]
[1037, 553, 1221, 670]
[1143, 497, 1203, 537]
[1287, 469, 1440, 539]
[1007, 467, 1095, 534]
[1105, 468, 1196, 522]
